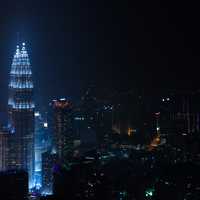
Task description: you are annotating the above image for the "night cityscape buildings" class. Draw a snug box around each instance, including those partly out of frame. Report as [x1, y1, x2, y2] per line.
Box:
[1, 1, 200, 199]
[0, 41, 200, 200]
[0, 43, 200, 200]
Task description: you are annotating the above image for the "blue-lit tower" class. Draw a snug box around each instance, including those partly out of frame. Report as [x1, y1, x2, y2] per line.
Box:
[34, 111, 49, 188]
[8, 43, 35, 187]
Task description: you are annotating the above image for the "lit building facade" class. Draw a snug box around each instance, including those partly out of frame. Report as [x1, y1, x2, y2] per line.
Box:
[34, 111, 49, 187]
[8, 43, 35, 187]
[41, 151, 58, 194]
[51, 98, 73, 159]
[41, 99, 74, 193]
[160, 92, 200, 144]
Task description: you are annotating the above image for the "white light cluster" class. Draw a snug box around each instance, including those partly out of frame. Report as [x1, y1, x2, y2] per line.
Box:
[10, 43, 32, 77]
[9, 81, 33, 89]
[12, 102, 35, 109]
[10, 68, 32, 75]
[74, 117, 85, 120]
[34, 112, 40, 117]
[8, 43, 34, 110]
[43, 122, 48, 128]
[162, 97, 170, 102]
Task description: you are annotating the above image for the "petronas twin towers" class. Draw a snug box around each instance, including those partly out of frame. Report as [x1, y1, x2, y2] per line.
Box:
[8, 43, 35, 186]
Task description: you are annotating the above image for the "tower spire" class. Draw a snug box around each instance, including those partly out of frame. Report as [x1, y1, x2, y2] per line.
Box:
[17, 32, 20, 45]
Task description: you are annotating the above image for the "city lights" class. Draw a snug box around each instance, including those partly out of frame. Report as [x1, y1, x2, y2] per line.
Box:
[0, 4, 199, 198]
[43, 122, 48, 128]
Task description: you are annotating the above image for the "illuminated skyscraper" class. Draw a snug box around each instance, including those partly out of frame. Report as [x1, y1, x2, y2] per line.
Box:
[34, 111, 49, 187]
[8, 43, 35, 187]
[51, 98, 73, 159]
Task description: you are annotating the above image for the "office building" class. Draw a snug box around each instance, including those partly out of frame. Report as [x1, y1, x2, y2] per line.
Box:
[51, 98, 73, 159]
[34, 111, 49, 187]
[42, 151, 58, 194]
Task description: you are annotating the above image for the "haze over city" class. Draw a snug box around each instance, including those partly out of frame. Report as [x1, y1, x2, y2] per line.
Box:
[1, 1, 200, 200]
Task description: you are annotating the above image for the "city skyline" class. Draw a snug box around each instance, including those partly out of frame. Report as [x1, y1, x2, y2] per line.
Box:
[1, 1, 200, 199]
[0, 0, 200, 111]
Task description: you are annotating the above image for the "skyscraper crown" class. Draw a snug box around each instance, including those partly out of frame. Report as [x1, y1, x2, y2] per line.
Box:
[8, 42, 34, 109]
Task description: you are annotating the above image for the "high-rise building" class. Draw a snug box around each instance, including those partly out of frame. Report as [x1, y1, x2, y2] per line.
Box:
[0, 129, 9, 171]
[34, 111, 49, 187]
[40, 98, 74, 193]
[50, 98, 73, 159]
[7, 43, 35, 187]
[159, 92, 200, 143]
[42, 151, 58, 194]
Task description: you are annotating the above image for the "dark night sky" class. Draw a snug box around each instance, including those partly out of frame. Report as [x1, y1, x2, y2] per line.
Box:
[0, 0, 200, 110]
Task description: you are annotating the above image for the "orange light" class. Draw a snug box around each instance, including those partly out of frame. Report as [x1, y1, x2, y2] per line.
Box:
[128, 128, 134, 136]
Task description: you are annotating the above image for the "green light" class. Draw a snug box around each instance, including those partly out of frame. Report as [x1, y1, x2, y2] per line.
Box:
[146, 191, 153, 196]
[119, 191, 127, 198]
[145, 188, 155, 197]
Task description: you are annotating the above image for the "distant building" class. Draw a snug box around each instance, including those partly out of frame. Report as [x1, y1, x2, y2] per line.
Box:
[73, 108, 96, 149]
[50, 98, 73, 159]
[0, 129, 9, 171]
[42, 151, 58, 194]
[159, 91, 200, 145]
[152, 91, 200, 154]
[111, 91, 153, 144]
[80, 86, 103, 144]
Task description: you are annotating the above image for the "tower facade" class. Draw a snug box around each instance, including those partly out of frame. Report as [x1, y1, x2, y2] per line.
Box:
[34, 111, 49, 187]
[51, 99, 73, 159]
[8, 43, 35, 186]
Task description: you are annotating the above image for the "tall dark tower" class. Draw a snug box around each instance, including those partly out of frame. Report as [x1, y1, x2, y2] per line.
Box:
[51, 99, 73, 159]
[8, 43, 35, 187]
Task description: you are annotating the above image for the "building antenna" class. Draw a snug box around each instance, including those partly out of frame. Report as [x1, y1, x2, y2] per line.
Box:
[17, 32, 20, 45]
